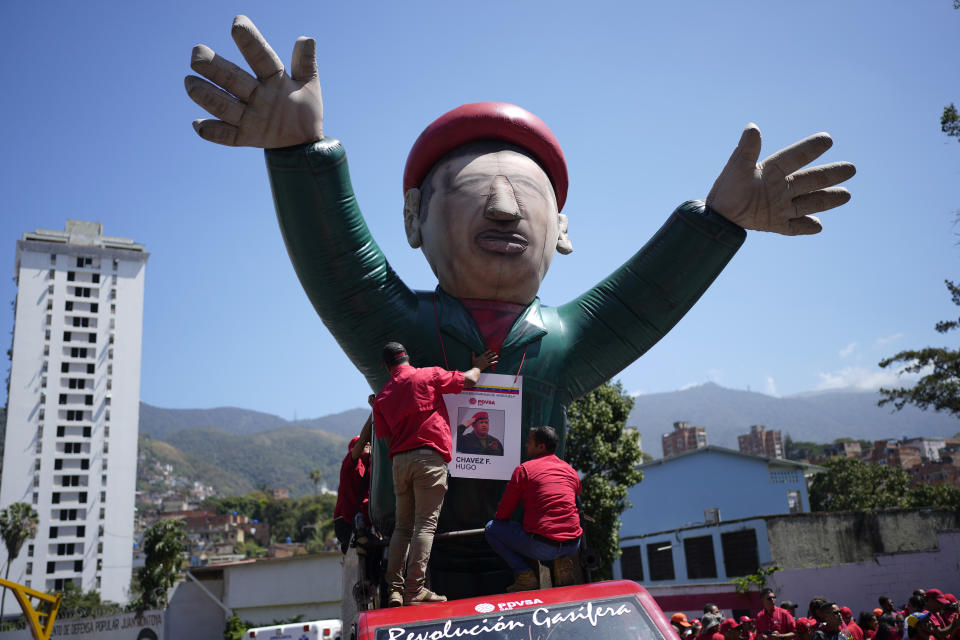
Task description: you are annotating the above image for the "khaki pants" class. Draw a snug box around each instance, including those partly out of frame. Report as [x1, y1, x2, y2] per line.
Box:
[385, 448, 448, 596]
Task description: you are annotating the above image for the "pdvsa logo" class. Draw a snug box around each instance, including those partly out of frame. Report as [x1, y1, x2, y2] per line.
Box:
[469, 397, 477, 405]
[497, 598, 544, 611]
[474, 603, 495, 614]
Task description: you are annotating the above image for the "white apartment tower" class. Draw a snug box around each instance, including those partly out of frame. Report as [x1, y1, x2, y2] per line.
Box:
[0, 220, 147, 610]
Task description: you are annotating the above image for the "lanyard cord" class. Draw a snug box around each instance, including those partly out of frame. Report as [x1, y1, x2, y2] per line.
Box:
[434, 289, 527, 382]
[432, 290, 450, 370]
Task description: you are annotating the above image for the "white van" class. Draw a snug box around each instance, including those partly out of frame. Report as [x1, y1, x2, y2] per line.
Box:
[246, 619, 342, 640]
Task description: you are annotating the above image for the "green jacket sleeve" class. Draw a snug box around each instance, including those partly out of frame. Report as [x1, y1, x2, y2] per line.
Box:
[559, 200, 746, 398]
[264, 139, 417, 389]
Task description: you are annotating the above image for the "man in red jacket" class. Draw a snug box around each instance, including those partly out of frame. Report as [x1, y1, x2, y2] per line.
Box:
[485, 425, 582, 592]
[374, 341, 496, 606]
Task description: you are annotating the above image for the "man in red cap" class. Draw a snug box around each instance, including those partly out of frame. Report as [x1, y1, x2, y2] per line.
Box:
[456, 411, 504, 456]
[333, 396, 375, 554]
[373, 342, 496, 605]
[184, 15, 856, 597]
[842, 607, 863, 640]
[922, 589, 960, 640]
[722, 619, 743, 640]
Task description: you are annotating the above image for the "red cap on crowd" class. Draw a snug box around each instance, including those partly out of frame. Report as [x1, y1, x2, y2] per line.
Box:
[473, 411, 489, 420]
[403, 102, 570, 211]
[739, 617, 752, 624]
[840, 607, 853, 619]
[926, 589, 950, 605]
[796, 619, 811, 632]
[720, 619, 741, 634]
[873, 608, 883, 616]
[348, 436, 360, 451]
[945, 594, 957, 604]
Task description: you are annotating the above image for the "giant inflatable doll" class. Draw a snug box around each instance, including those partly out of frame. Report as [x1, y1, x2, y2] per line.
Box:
[185, 16, 855, 595]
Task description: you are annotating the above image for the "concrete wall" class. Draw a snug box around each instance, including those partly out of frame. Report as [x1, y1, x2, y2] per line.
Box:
[617, 517, 772, 586]
[166, 579, 226, 640]
[770, 530, 960, 616]
[621, 449, 809, 538]
[222, 553, 343, 625]
[766, 509, 960, 568]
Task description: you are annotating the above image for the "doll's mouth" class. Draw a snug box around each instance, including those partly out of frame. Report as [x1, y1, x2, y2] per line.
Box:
[475, 231, 528, 254]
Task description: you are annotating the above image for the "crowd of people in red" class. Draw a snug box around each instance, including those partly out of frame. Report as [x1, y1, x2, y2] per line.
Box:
[670, 588, 960, 640]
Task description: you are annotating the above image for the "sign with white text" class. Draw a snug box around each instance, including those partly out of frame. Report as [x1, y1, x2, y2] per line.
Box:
[444, 372, 522, 480]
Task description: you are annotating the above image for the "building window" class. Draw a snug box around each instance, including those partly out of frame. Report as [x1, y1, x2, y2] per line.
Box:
[74, 560, 83, 572]
[35, 459, 42, 471]
[621, 545, 644, 581]
[46, 562, 54, 574]
[67, 271, 75, 282]
[49, 527, 58, 539]
[61, 363, 69, 374]
[90, 303, 98, 313]
[63, 331, 71, 342]
[99, 508, 105, 519]
[59, 394, 67, 405]
[46, 314, 51, 326]
[51, 254, 56, 265]
[646, 542, 675, 581]
[52, 493, 60, 504]
[32, 493, 38, 504]
[83, 426, 91, 438]
[57, 426, 65, 437]
[721, 529, 760, 577]
[27, 544, 33, 558]
[787, 490, 803, 514]
[26, 562, 32, 576]
[80, 459, 89, 470]
[88, 333, 96, 344]
[92, 273, 99, 284]
[683, 535, 718, 579]
[86, 363, 94, 374]
[79, 492, 87, 504]
[65, 301, 73, 311]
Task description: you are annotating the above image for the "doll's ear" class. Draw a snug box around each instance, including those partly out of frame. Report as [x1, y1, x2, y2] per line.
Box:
[404, 188, 422, 248]
[556, 213, 573, 254]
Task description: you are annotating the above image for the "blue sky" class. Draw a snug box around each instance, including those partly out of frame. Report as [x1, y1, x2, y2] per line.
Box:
[1, 1, 957, 419]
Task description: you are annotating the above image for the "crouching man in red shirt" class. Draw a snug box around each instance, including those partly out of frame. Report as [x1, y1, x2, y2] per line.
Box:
[374, 341, 497, 606]
[485, 425, 582, 593]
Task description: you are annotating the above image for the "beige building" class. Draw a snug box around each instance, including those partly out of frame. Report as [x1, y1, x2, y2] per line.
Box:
[661, 421, 707, 458]
[737, 424, 784, 459]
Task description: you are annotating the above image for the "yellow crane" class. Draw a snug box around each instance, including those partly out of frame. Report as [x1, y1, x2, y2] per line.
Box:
[0, 577, 61, 640]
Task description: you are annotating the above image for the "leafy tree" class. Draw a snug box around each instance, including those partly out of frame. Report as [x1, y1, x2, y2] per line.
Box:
[56, 582, 123, 619]
[0, 502, 38, 616]
[809, 457, 960, 511]
[566, 380, 644, 580]
[943, 103, 960, 140]
[309, 468, 324, 495]
[878, 280, 960, 418]
[132, 519, 186, 613]
[904, 482, 960, 510]
[809, 457, 912, 511]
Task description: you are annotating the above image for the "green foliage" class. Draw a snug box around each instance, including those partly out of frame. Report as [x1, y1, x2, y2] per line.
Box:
[309, 468, 324, 494]
[0, 502, 38, 564]
[944, 103, 960, 140]
[732, 566, 780, 594]
[224, 613, 248, 640]
[809, 457, 960, 511]
[0, 502, 38, 616]
[566, 381, 644, 580]
[878, 280, 960, 418]
[132, 519, 186, 614]
[56, 582, 124, 619]
[810, 457, 910, 511]
[203, 492, 337, 544]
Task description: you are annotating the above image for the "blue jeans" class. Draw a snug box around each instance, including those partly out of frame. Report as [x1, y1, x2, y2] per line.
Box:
[484, 520, 580, 573]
